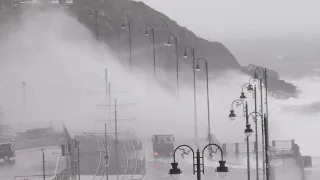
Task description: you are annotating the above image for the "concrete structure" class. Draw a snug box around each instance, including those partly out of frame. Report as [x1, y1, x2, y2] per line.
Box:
[60, 125, 147, 179]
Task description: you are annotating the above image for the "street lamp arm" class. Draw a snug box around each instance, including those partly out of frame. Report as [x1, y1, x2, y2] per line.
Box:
[248, 111, 263, 122]
[165, 35, 178, 46]
[254, 66, 265, 74]
[184, 46, 193, 52]
[184, 46, 195, 58]
[145, 25, 155, 33]
[202, 143, 224, 161]
[230, 99, 244, 110]
[169, 34, 178, 42]
[196, 57, 207, 64]
[242, 83, 252, 93]
[248, 111, 263, 118]
[124, 12, 131, 20]
[249, 76, 259, 85]
[173, 145, 195, 163]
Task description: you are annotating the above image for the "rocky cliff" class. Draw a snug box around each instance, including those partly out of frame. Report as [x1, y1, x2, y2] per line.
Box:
[69, 0, 298, 99]
[0, 0, 299, 98]
[243, 64, 298, 99]
[72, 0, 240, 69]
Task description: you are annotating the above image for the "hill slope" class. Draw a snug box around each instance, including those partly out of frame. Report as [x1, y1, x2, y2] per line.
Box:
[69, 0, 298, 98]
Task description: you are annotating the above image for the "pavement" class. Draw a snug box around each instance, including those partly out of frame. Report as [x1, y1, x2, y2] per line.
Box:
[143, 138, 307, 180]
[1, 146, 65, 180]
[305, 167, 320, 180]
[144, 138, 244, 180]
[272, 158, 302, 180]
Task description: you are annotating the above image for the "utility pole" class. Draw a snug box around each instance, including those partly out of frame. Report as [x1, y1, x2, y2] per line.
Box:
[264, 68, 270, 180]
[88, 8, 99, 40]
[122, 13, 133, 69]
[259, 77, 266, 180]
[42, 148, 46, 180]
[76, 139, 80, 180]
[104, 123, 109, 180]
[21, 81, 26, 120]
[93, 9, 98, 40]
[114, 100, 119, 180]
[88, 69, 129, 180]
[96, 99, 135, 180]
[254, 85, 259, 180]
[89, 69, 132, 180]
[104, 69, 109, 180]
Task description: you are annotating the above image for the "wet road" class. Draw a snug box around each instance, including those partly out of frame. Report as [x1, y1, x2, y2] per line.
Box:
[1, 147, 63, 180]
[74, 134, 145, 177]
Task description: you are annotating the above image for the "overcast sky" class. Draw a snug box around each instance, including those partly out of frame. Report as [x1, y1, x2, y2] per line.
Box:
[136, 0, 320, 40]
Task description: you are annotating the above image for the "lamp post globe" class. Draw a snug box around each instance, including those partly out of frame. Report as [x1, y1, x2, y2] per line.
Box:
[183, 51, 188, 58]
[244, 124, 254, 138]
[229, 110, 236, 121]
[169, 162, 181, 180]
[216, 161, 229, 178]
[247, 84, 254, 92]
[165, 39, 172, 46]
[196, 64, 200, 71]
[240, 92, 246, 100]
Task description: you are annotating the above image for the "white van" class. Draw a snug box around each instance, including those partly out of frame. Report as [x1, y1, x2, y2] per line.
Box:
[50, 0, 59, 4]
[66, 0, 73, 4]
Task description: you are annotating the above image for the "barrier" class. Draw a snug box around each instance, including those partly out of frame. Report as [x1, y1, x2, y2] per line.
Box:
[302, 156, 312, 167]
[292, 143, 306, 180]
[301, 156, 320, 167]
[222, 139, 304, 180]
[222, 139, 295, 156]
[310, 157, 320, 167]
[51, 123, 75, 180]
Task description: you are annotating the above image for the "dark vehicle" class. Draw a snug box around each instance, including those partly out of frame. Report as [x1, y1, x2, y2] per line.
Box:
[151, 134, 175, 158]
[0, 142, 15, 162]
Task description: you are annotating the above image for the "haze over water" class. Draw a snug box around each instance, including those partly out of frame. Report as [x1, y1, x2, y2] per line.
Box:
[138, 0, 320, 156]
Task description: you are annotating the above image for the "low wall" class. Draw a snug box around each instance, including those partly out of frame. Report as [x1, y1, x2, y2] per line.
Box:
[13, 133, 64, 150]
[221, 139, 305, 180]
[51, 123, 76, 179]
[301, 156, 320, 168]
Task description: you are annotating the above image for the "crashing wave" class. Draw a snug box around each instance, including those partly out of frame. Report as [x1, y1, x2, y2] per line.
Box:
[281, 101, 320, 114]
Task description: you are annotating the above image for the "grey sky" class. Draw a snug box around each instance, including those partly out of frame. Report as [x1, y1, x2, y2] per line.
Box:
[137, 0, 320, 39]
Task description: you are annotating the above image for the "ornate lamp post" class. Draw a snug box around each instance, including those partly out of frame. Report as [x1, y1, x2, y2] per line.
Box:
[169, 143, 229, 180]
[183, 46, 198, 143]
[121, 13, 133, 69]
[230, 91, 267, 180]
[228, 94, 254, 180]
[195, 57, 213, 146]
[165, 35, 179, 98]
[144, 26, 156, 78]
[89, 8, 99, 40]
[252, 68, 270, 180]
[244, 70, 269, 180]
